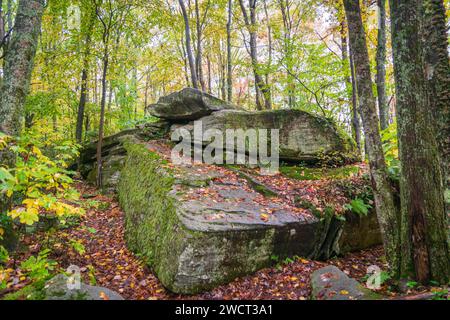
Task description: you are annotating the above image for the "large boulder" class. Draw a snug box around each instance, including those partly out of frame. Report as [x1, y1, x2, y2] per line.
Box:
[118, 141, 379, 294]
[147, 88, 237, 121]
[173, 109, 357, 164]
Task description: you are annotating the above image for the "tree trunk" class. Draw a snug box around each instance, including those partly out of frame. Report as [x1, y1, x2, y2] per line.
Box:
[279, 0, 295, 108]
[0, 0, 4, 48]
[144, 71, 150, 111]
[376, 0, 388, 130]
[239, 0, 271, 110]
[76, 5, 96, 143]
[96, 50, 109, 188]
[349, 41, 362, 152]
[226, 0, 233, 102]
[341, 19, 361, 154]
[194, 0, 206, 91]
[0, 0, 45, 214]
[421, 0, 450, 208]
[389, 0, 449, 284]
[179, 0, 198, 89]
[263, 0, 273, 107]
[6, 0, 12, 31]
[0, 0, 45, 136]
[207, 54, 212, 94]
[344, 0, 400, 276]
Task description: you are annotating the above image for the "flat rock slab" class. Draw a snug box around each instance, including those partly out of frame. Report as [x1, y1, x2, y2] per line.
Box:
[44, 274, 124, 300]
[117, 142, 380, 294]
[311, 266, 381, 300]
[147, 88, 237, 121]
[119, 142, 324, 294]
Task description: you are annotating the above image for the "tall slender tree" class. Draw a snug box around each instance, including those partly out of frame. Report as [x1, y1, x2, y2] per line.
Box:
[376, 0, 388, 130]
[239, 0, 272, 110]
[76, 1, 96, 143]
[226, 0, 233, 102]
[179, 0, 198, 89]
[343, 0, 400, 276]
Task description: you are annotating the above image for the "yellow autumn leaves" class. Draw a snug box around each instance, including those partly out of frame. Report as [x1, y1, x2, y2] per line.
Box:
[1, 134, 84, 226]
[8, 198, 84, 226]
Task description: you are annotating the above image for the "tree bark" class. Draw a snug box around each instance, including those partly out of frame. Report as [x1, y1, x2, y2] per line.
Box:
[376, 0, 388, 130]
[194, 0, 207, 91]
[179, 0, 198, 89]
[390, 0, 449, 284]
[239, 0, 272, 110]
[421, 0, 450, 208]
[0, 0, 45, 136]
[0, 0, 45, 214]
[341, 19, 361, 153]
[0, 0, 4, 48]
[349, 41, 362, 152]
[226, 0, 233, 102]
[279, 0, 295, 108]
[263, 0, 273, 106]
[76, 4, 96, 143]
[344, 0, 400, 276]
[95, 1, 114, 189]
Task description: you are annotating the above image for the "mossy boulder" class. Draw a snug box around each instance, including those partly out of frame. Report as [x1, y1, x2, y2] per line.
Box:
[339, 210, 382, 254]
[147, 88, 237, 121]
[118, 142, 323, 294]
[117, 142, 380, 294]
[174, 109, 358, 164]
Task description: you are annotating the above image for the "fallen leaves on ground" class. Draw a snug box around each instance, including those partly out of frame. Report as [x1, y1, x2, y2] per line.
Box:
[2, 179, 390, 300]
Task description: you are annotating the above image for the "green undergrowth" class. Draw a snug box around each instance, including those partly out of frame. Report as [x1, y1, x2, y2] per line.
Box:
[280, 164, 360, 181]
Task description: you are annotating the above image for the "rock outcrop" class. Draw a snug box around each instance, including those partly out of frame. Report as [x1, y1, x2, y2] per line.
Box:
[172, 109, 357, 163]
[116, 140, 381, 294]
[147, 88, 237, 121]
[77, 89, 379, 294]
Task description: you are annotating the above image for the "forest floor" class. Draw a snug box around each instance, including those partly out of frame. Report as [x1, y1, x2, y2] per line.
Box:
[3, 180, 446, 300]
[2, 148, 449, 301]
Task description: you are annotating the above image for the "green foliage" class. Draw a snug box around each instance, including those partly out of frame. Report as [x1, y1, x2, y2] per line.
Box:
[431, 289, 449, 300]
[0, 134, 85, 226]
[0, 245, 8, 265]
[87, 265, 97, 286]
[406, 280, 418, 289]
[280, 165, 360, 181]
[69, 239, 86, 256]
[344, 198, 372, 216]
[381, 122, 400, 180]
[20, 249, 57, 283]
